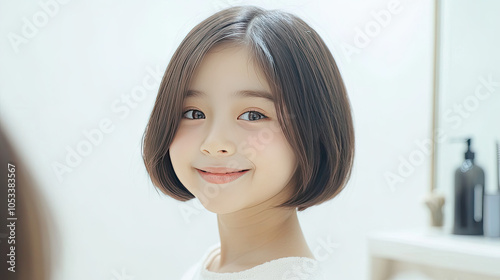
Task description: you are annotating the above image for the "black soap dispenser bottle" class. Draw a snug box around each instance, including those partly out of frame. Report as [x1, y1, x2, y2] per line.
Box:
[452, 138, 485, 235]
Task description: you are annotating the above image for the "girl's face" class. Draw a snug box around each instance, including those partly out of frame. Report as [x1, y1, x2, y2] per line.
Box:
[169, 45, 297, 214]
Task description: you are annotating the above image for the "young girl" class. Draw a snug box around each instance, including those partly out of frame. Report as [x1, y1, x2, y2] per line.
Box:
[142, 5, 355, 279]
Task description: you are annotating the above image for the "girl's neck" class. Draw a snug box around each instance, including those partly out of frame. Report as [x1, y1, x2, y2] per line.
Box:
[211, 186, 315, 273]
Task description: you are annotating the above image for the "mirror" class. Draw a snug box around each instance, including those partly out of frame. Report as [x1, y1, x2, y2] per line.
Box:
[434, 0, 500, 231]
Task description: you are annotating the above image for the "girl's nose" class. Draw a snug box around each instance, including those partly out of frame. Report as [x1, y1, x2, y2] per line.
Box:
[200, 113, 237, 156]
[202, 148, 229, 155]
[201, 144, 235, 156]
[200, 129, 236, 156]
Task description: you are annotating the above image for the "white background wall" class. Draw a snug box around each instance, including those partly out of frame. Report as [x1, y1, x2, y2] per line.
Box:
[0, 0, 435, 279]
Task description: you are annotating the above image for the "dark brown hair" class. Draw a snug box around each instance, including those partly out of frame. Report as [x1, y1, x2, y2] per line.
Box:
[142, 5, 355, 211]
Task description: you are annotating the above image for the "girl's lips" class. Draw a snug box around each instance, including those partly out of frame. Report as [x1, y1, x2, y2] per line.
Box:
[196, 169, 249, 184]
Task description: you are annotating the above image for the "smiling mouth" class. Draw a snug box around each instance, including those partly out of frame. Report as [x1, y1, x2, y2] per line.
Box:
[198, 169, 250, 174]
[196, 168, 250, 184]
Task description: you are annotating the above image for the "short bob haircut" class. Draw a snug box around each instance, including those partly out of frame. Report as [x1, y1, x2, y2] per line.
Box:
[142, 5, 355, 212]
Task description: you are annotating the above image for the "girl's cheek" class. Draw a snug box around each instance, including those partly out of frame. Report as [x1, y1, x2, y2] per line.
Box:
[170, 126, 196, 154]
[236, 125, 284, 159]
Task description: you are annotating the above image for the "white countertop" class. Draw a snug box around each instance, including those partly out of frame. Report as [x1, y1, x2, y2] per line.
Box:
[367, 228, 500, 277]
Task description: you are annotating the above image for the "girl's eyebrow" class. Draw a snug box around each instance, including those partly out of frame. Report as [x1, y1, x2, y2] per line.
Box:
[185, 89, 275, 103]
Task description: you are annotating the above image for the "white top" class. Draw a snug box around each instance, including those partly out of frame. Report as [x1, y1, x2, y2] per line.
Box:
[181, 243, 327, 280]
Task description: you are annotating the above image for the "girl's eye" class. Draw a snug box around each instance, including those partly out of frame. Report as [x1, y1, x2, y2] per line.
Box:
[183, 109, 205, 119]
[182, 109, 268, 121]
[239, 111, 268, 121]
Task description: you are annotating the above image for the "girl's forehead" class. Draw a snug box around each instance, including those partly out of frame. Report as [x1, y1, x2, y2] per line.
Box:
[189, 46, 272, 94]
[198, 46, 254, 73]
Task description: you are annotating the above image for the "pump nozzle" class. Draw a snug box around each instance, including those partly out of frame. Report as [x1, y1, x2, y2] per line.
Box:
[465, 138, 475, 161]
[449, 137, 476, 161]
